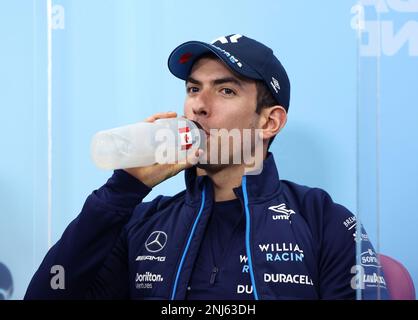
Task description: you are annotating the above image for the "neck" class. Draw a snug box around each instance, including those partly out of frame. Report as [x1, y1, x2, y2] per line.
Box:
[197, 165, 244, 202]
[196, 144, 268, 202]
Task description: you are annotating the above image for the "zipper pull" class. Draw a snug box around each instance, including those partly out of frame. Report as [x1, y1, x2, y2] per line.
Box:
[210, 266, 219, 285]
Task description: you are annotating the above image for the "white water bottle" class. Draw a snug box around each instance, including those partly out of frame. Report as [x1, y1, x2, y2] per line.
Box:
[91, 118, 205, 170]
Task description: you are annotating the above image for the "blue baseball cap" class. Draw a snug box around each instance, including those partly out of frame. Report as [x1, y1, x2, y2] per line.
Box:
[168, 34, 290, 111]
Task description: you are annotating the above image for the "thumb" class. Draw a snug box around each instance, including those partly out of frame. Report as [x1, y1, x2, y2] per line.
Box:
[179, 148, 204, 170]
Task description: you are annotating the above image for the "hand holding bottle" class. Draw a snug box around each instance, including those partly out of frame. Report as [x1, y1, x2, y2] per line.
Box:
[91, 111, 204, 188]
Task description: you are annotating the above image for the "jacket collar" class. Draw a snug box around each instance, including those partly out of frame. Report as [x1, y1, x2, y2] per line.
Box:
[184, 152, 282, 205]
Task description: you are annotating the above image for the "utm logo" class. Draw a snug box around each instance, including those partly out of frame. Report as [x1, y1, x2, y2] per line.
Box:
[268, 203, 296, 223]
[145, 231, 168, 253]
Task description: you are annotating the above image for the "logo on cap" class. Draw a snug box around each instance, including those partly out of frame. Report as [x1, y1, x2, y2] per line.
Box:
[270, 77, 281, 94]
[211, 34, 243, 44]
[179, 52, 193, 64]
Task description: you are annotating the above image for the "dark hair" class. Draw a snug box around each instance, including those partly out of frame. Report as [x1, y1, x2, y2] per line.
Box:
[255, 81, 279, 148]
[255, 81, 277, 114]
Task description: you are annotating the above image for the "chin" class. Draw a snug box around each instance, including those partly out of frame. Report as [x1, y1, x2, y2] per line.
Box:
[195, 162, 229, 173]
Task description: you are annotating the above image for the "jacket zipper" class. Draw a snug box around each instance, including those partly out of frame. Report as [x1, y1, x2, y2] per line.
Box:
[170, 186, 206, 300]
[242, 176, 260, 300]
[210, 266, 219, 285]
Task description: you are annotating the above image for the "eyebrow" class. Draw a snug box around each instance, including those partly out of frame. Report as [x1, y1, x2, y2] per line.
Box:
[186, 76, 244, 88]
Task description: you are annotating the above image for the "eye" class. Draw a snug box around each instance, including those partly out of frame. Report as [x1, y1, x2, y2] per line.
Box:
[220, 88, 236, 96]
[186, 86, 199, 94]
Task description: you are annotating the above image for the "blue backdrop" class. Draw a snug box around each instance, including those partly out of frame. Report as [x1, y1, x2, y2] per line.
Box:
[0, 0, 417, 299]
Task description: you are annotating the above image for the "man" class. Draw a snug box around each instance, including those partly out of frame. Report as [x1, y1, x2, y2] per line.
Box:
[25, 34, 389, 300]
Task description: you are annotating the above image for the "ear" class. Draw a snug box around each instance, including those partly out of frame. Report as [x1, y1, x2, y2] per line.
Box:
[258, 106, 287, 141]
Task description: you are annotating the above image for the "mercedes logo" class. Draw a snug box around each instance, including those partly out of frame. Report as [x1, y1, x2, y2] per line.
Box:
[145, 231, 168, 253]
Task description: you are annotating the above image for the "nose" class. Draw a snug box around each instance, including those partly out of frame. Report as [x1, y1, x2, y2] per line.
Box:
[191, 90, 211, 118]
[193, 104, 208, 117]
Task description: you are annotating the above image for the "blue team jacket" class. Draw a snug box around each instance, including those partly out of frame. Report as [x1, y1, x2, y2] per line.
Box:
[25, 153, 389, 300]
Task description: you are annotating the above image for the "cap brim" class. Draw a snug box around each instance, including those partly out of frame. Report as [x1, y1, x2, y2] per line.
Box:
[167, 41, 262, 81]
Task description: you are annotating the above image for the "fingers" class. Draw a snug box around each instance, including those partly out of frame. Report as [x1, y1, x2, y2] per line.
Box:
[144, 111, 177, 123]
[182, 148, 204, 168]
[139, 112, 202, 179]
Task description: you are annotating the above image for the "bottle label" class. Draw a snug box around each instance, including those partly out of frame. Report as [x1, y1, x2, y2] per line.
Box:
[179, 126, 193, 150]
